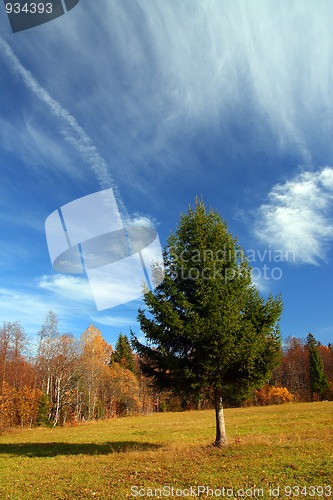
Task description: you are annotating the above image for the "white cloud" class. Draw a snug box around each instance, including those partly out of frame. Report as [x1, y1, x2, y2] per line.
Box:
[92, 0, 333, 163]
[38, 271, 147, 313]
[90, 314, 138, 329]
[254, 167, 333, 265]
[0, 273, 108, 338]
[0, 287, 50, 325]
[0, 116, 78, 181]
[3, 0, 333, 200]
[250, 272, 271, 295]
[0, 35, 128, 218]
[38, 274, 94, 303]
[0, 275, 138, 341]
[0, 285, 83, 341]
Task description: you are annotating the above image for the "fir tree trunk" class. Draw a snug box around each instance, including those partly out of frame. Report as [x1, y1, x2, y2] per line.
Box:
[214, 389, 228, 447]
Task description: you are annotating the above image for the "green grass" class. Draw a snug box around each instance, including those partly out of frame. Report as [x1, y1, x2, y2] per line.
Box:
[0, 402, 332, 499]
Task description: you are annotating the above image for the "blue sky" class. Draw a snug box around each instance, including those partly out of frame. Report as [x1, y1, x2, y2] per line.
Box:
[0, 0, 333, 348]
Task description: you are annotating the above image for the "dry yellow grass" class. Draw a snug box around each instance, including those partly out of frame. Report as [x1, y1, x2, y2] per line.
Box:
[0, 402, 332, 499]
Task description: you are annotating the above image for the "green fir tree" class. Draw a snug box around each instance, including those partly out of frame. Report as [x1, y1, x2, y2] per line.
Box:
[132, 199, 283, 446]
[111, 333, 135, 373]
[306, 333, 329, 400]
[36, 392, 52, 427]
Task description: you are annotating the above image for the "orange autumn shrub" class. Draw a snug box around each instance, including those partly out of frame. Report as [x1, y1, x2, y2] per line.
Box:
[255, 384, 294, 405]
[0, 383, 16, 428]
[0, 383, 45, 428]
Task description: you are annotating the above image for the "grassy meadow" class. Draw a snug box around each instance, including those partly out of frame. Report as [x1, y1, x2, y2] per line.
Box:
[0, 402, 332, 499]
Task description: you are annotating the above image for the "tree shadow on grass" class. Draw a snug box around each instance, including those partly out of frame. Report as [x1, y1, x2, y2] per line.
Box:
[0, 441, 161, 458]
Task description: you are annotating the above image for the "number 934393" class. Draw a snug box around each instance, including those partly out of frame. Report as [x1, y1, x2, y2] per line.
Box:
[5, 2, 53, 14]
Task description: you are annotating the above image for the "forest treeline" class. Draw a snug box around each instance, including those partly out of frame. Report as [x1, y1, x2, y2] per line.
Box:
[0, 312, 332, 429]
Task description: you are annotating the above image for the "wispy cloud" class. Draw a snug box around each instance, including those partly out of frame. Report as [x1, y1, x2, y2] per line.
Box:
[0, 36, 128, 218]
[4, 1, 333, 202]
[37, 275, 141, 336]
[0, 116, 81, 185]
[37, 273, 146, 314]
[0, 277, 137, 342]
[90, 314, 138, 329]
[95, 0, 333, 162]
[37, 274, 94, 303]
[0, 287, 51, 336]
[254, 167, 333, 265]
[0, 284, 88, 340]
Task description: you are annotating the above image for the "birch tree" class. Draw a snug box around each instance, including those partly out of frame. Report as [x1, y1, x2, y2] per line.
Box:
[36, 311, 59, 397]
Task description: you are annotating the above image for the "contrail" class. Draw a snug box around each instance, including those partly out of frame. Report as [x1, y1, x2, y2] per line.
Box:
[0, 36, 128, 218]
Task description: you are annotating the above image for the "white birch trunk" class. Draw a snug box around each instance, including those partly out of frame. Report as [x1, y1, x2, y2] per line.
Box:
[53, 376, 61, 426]
[214, 389, 228, 446]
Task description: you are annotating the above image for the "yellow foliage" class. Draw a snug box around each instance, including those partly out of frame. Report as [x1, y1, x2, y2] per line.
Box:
[81, 324, 112, 365]
[255, 384, 294, 405]
[0, 383, 43, 428]
[0, 383, 16, 428]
